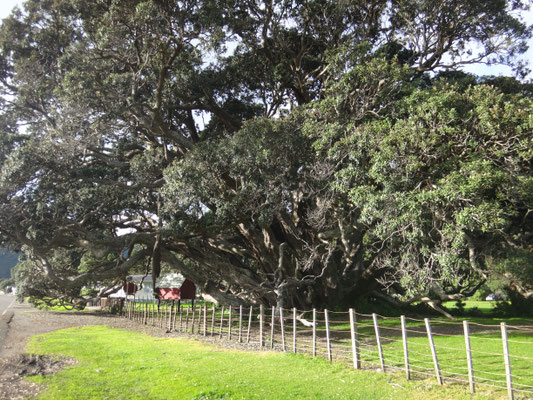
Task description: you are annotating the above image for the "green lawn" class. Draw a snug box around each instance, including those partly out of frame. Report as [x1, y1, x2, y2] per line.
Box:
[441, 300, 499, 315]
[312, 313, 533, 387]
[25, 325, 506, 400]
[124, 302, 533, 398]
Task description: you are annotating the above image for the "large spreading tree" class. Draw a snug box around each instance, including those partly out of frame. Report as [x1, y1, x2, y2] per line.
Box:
[0, 0, 531, 312]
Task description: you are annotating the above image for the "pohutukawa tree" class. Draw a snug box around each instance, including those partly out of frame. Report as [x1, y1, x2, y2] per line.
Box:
[0, 0, 531, 313]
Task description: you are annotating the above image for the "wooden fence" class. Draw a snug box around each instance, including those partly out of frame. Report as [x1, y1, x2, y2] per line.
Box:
[118, 300, 533, 400]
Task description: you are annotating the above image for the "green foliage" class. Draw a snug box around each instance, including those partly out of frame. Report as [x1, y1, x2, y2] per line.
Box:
[324, 81, 533, 302]
[0, 277, 13, 291]
[0, 0, 531, 309]
[493, 291, 533, 317]
[32, 298, 86, 311]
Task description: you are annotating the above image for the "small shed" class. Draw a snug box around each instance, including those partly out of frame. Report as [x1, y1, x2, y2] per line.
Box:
[110, 273, 196, 302]
[157, 273, 196, 300]
[157, 288, 180, 300]
[102, 273, 196, 311]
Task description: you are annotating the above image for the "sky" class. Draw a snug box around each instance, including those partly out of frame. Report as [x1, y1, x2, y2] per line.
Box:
[1, 0, 21, 20]
[0, 0, 532, 79]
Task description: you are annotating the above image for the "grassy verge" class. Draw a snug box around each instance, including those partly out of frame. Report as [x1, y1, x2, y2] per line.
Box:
[25, 325, 507, 400]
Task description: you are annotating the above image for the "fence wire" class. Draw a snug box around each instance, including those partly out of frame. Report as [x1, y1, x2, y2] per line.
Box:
[117, 299, 533, 399]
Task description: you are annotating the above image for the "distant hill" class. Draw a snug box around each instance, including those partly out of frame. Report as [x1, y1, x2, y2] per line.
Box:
[0, 250, 19, 279]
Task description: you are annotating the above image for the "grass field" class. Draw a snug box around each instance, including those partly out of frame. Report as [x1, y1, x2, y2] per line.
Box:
[344, 317, 533, 394]
[442, 300, 498, 314]
[122, 300, 533, 395]
[25, 325, 511, 400]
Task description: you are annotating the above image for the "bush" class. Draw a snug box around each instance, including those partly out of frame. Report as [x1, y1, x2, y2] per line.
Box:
[493, 289, 533, 317]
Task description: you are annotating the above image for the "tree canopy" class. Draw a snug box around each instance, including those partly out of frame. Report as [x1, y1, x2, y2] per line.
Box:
[0, 0, 532, 312]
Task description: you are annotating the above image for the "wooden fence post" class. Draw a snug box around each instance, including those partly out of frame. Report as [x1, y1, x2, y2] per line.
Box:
[325, 309, 332, 362]
[173, 301, 178, 331]
[185, 307, 190, 332]
[195, 305, 201, 333]
[280, 308, 286, 352]
[401, 315, 410, 380]
[191, 304, 196, 333]
[373, 313, 385, 373]
[162, 302, 165, 329]
[211, 304, 216, 336]
[164, 302, 168, 331]
[463, 320, 475, 393]
[168, 301, 174, 331]
[501, 322, 514, 400]
[312, 308, 316, 358]
[425, 318, 443, 385]
[203, 304, 207, 336]
[170, 302, 174, 330]
[349, 309, 360, 369]
[178, 305, 183, 331]
[259, 305, 264, 347]
[247, 306, 253, 343]
[270, 306, 275, 349]
[238, 305, 243, 343]
[292, 307, 297, 353]
[219, 306, 225, 338]
[228, 306, 233, 340]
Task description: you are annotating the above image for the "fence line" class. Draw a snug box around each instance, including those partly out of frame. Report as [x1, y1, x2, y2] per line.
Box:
[116, 299, 533, 400]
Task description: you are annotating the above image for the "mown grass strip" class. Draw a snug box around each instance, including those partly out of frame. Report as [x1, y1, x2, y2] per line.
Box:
[25, 325, 509, 400]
